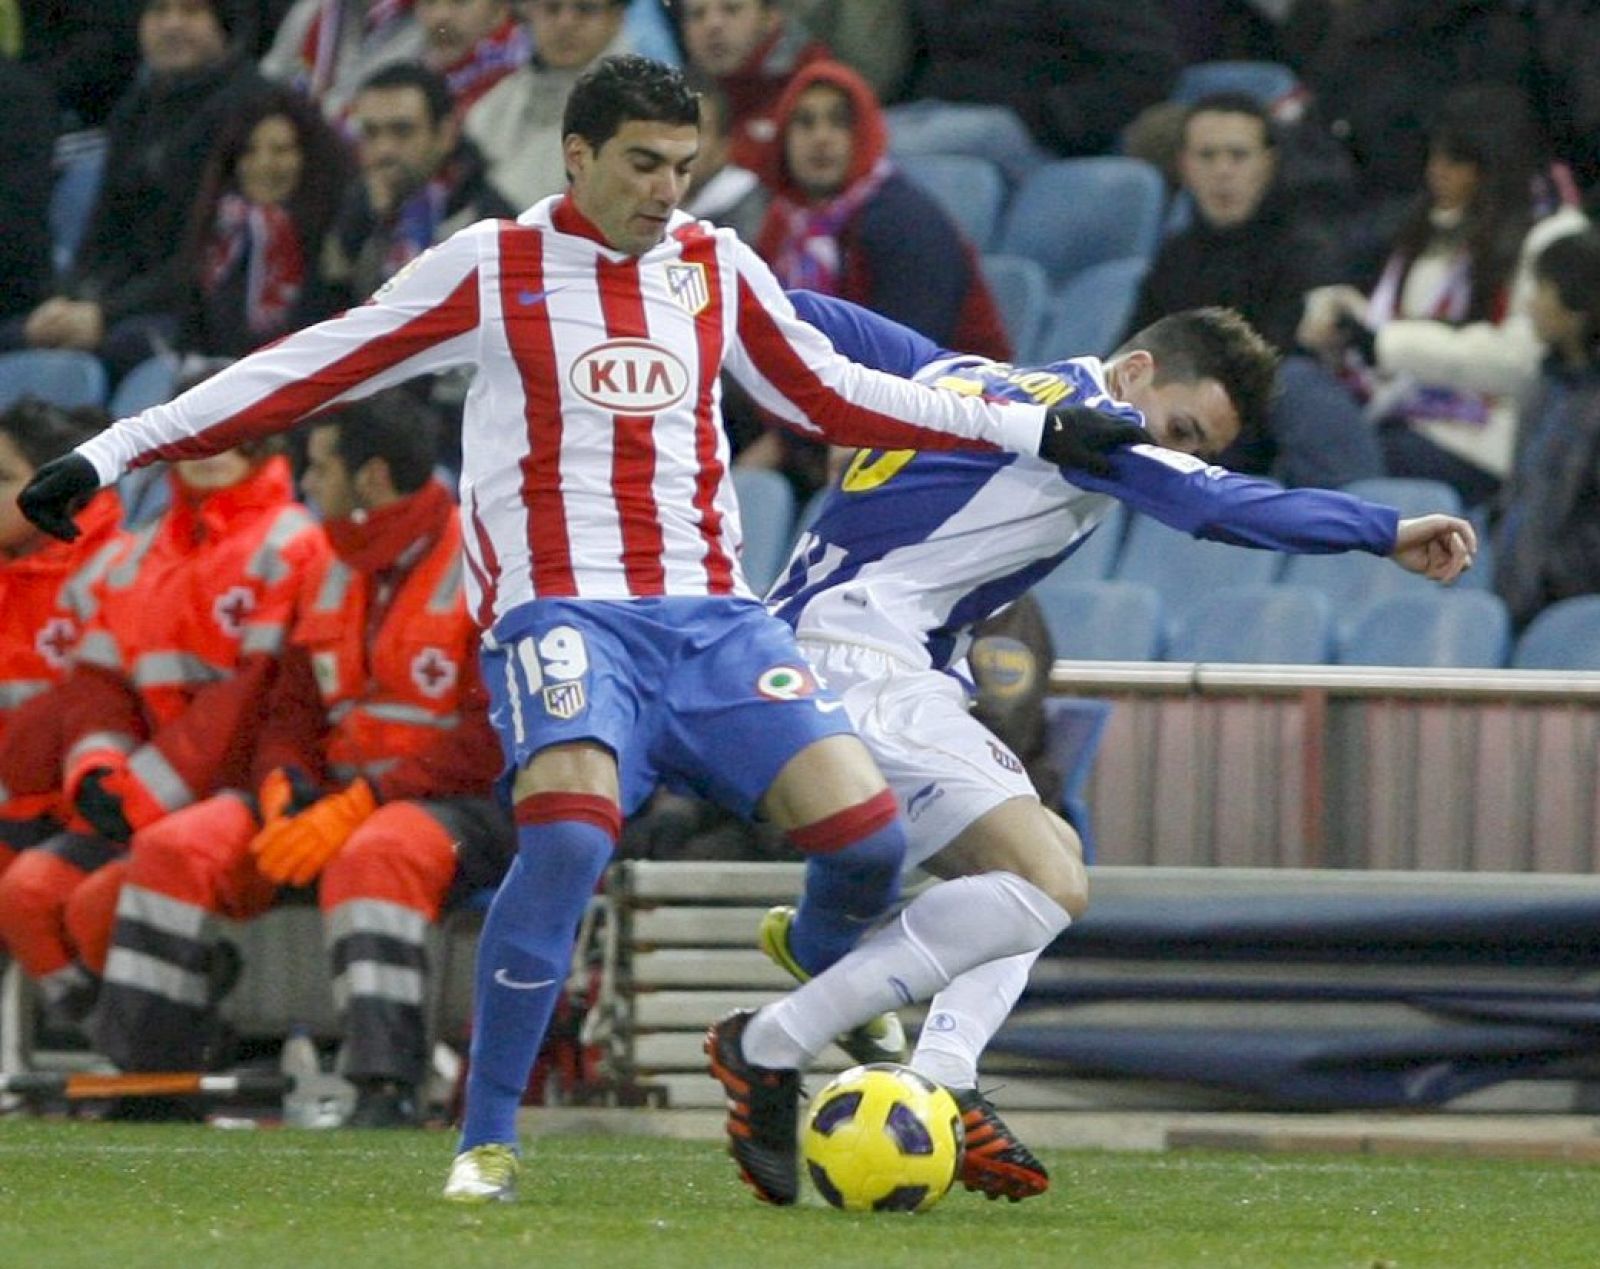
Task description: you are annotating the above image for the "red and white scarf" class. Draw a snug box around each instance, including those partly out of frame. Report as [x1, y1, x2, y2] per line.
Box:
[203, 193, 306, 337]
[299, 0, 416, 98]
[439, 14, 530, 112]
[761, 156, 892, 294]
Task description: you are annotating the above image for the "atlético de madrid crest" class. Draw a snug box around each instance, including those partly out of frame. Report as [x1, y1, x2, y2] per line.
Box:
[665, 262, 709, 315]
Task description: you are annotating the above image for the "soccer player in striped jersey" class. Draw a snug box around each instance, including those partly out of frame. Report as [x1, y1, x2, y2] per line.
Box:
[751, 292, 1477, 1200]
[16, 56, 1146, 1204]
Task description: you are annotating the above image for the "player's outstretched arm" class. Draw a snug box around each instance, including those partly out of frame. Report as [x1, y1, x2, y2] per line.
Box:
[1390, 515, 1478, 583]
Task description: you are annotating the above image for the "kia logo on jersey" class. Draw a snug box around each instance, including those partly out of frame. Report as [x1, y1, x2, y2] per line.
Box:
[569, 339, 689, 413]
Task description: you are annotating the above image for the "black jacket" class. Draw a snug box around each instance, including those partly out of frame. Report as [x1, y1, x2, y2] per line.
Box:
[0, 62, 56, 321]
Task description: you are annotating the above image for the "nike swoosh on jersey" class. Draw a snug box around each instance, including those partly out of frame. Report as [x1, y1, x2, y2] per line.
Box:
[815, 699, 846, 713]
[493, 968, 557, 990]
[516, 286, 565, 307]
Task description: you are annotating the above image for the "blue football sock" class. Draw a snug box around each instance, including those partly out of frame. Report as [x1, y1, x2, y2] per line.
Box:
[458, 818, 612, 1150]
[789, 818, 904, 976]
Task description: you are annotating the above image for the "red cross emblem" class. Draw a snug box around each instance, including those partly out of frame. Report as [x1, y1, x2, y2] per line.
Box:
[410, 647, 458, 699]
[212, 586, 256, 638]
[35, 617, 78, 669]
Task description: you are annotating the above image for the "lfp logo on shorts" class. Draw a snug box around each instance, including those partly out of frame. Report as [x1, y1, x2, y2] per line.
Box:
[570, 339, 689, 413]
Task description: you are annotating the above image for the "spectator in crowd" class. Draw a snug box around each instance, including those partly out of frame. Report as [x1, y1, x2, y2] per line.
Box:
[6, 0, 266, 383]
[681, 74, 766, 242]
[326, 62, 515, 304]
[0, 60, 55, 325]
[0, 400, 125, 876]
[175, 86, 354, 358]
[92, 394, 512, 1126]
[13, 3, 143, 129]
[1493, 227, 1600, 630]
[417, 0, 529, 112]
[0, 426, 329, 1030]
[679, 0, 828, 171]
[886, 1, 1179, 182]
[1125, 92, 1381, 487]
[788, 0, 911, 103]
[1528, 0, 1600, 201]
[1279, 0, 1535, 283]
[464, 0, 632, 210]
[261, 0, 424, 120]
[748, 61, 1011, 493]
[1298, 85, 1587, 508]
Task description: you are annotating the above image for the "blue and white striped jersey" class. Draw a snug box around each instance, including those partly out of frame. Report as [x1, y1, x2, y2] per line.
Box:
[766, 292, 1399, 670]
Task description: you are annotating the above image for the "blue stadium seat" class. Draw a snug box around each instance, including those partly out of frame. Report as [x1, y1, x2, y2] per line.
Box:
[1041, 696, 1114, 862]
[897, 153, 1008, 252]
[731, 467, 797, 594]
[1337, 590, 1511, 668]
[995, 157, 1168, 287]
[1280, 533, 1441, 643]
[1165, 584, 1334, 664]
[1113, 511, 1282, 644]
[1036, 257, 1148, 360]
[0, 349, 108, 411]
[109, 354, 178, 417]
[1340, 476, 1463, 519]
[980, 254, 1051, 362]
[1511, 597, 1600, 670]
[1032, 578, 1163, 662]
[1170, 60, 1301, 107]
[49, 131, 108, 275]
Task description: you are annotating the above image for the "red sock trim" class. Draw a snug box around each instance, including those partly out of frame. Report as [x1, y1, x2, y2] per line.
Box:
[787, 788, 899, 855]
[514, 792, 622, 842]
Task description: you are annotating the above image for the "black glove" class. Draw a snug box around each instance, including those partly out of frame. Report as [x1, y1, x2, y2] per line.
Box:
[1038, 405, 1148, 477]
[17, 453, 100, 542]
[1336, 312, 1378, 365]
[76, 768, 133, 843]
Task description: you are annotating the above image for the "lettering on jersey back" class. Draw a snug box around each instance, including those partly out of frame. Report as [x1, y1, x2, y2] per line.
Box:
[570, 338, 689, 413]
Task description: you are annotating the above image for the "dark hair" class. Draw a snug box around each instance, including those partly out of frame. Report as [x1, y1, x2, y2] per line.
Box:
[1183, 92, 1276, 149]
[1391, 84, 1542, 323]
[562, 55, 700, 153]
[1112, 307, 1280, 442]
[309, 390, 440, 495]
[0, 398, 106, 469]
[181, 86, 354, 299]
[142, 0, 240, 38]
[358, 61, 456, 127]
[1534, 228, 1600, 359]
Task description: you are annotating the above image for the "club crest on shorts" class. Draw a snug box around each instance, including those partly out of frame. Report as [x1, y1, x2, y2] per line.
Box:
[756, 664, 818, 701]
[665, 262, 710, 315]
[543, 680, 587, 719]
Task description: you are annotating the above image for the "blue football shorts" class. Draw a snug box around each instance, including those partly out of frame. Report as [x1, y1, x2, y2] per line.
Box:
[481, 596, 858, 817]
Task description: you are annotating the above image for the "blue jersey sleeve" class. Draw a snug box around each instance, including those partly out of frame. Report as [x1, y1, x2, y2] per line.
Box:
[787, 290, 948, 379]
[1075, 446, 1401, 556]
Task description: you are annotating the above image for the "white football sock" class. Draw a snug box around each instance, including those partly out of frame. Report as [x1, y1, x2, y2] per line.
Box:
[742, 871, 1070, 1070]
[910, 950, 1041, 1091]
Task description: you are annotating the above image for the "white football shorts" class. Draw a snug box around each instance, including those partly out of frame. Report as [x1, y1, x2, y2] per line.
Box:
[797, 637, 1038, 872]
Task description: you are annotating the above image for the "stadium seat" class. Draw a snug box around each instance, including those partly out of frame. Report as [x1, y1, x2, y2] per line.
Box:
[1031, 578, 1163, 662]
[1170, 60, 1301, 107]
[1511, 596, 1600, 670]
[1280, 533, 1442, 643]
[1339, 476, 1464, 520]
[1165, 584, 1334, 665]
[1036, 257, 1148, 359]
[995, 157, 1168, 287]
[898, 153, 1007, 253]
[980, 254, 1052, 362]
[108, 354, 178, 417]
[731, 467, 797, 594]
[1337, 590, 1511, 668]
[0, 349, 108, 411]
[48, 131, 108, 275]
[1041, 696, 1114, 862]
[1113, 511, 1282, 644]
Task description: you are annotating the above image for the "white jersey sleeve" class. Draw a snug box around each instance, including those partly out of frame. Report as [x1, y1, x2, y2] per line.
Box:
[78, 225, 491, 485]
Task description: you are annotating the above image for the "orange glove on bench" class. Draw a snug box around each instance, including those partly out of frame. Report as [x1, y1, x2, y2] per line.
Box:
[249, 778, 377, 886]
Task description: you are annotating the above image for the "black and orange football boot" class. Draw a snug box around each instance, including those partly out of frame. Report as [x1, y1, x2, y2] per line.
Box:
[953, 1088, 1050, 1201]
[704, 1009, 802, 1205]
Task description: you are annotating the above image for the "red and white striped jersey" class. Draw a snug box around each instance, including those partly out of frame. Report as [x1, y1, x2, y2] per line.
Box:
[79, 195, 1046, 626]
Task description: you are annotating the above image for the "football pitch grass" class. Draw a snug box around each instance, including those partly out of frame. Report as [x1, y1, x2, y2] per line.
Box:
[3, 1121, 1599, 1268]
